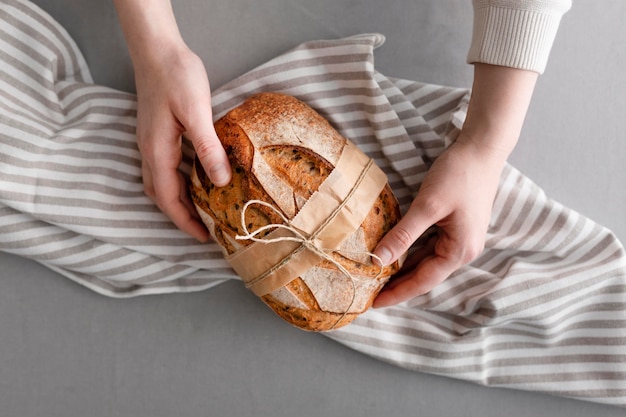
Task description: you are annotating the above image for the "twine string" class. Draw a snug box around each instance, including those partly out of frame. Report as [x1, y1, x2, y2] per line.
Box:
[235, 199, 383, 330]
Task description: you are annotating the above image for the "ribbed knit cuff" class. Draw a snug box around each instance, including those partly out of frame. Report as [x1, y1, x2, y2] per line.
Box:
[467, 0, 572, 73]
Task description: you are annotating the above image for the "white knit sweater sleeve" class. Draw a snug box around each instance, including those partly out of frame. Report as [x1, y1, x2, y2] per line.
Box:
[467, 0, 572, 73]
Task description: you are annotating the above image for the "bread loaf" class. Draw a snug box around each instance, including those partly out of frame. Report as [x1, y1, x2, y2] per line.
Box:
[190, 92, 403, 331]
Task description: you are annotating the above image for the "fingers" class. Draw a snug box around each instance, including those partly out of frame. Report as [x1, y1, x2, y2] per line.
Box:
[137, 101, 211, 242]
[373, 216, 487, 307]
[371, 168, 490, 307]
[371, 198, 443, 307]
[131, 47, 229, 241]
[374, 196, 442, 267]
[178, 82, 232, 187]
[140, 80, 227, 240]
[373, 248, 460, 308]
[372, 230, 459, 308]
[189, 126, 232, 187]
[142, 158, 210, 242]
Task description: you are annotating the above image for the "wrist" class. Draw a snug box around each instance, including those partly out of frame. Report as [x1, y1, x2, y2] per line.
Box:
[454, 131, 512, 169]
[459, 63, 538, 161]
[114, 0, 187, 67]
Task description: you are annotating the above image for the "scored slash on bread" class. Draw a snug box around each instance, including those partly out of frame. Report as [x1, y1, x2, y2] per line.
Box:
[190, 92, 403, 331]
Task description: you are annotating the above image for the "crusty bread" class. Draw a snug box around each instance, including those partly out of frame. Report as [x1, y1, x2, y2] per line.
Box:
[190, 92, 402, 331]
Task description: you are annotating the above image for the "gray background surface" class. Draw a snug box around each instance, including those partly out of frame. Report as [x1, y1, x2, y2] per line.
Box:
[1, 1, 625, 416]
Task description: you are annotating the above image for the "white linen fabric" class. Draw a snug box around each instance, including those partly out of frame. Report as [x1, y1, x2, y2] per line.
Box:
[1, 0, 625, 407]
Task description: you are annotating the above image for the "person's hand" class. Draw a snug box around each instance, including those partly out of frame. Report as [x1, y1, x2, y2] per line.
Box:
[372, 137, 505, 307]
[371, 63, 538, 307]
[113, 0, 231, 241]
[133, 45, 231, 241]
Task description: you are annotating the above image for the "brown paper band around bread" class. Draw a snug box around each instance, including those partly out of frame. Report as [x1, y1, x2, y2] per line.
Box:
[225, 141, 388, 296]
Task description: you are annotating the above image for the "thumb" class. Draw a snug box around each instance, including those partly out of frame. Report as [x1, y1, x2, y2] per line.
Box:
[184, 101, 232, 187]
[374, 201, 437, 266]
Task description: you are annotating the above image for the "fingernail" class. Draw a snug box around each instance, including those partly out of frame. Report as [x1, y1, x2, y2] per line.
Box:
[195, 233, 210, 243]
[209, 164, 230, 186]
[372, 294, 388, 309]
[374, 247, 392, 266]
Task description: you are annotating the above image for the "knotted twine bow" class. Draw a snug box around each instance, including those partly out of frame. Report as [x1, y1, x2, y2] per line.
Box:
[236, 199, 385, 326]
[225, 141, 391, 320]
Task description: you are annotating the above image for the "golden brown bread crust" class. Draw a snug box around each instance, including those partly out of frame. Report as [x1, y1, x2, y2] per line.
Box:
[261, 295, 359, 332]
[190, 92, 402, 331]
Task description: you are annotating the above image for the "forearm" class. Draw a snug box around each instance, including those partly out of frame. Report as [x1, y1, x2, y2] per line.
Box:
[113, 0, 185, 66]
[458, 63, 538, 163]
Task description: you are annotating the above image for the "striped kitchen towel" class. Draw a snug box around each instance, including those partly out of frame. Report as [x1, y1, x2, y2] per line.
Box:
[1, 0, 625, 407]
